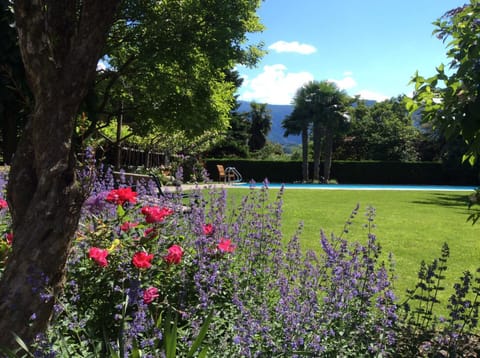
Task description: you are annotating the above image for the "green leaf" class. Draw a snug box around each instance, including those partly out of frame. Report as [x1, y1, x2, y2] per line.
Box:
[116, 204, 125, 218]
[164, 308, 178, 358]
[186, 310, 214, 358]
[131, 339, 142, 358]
[12, 333, 33, 357]
[462, 154, 476, 166]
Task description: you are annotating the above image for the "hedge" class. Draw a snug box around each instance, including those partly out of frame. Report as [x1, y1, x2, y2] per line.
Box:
[205, 160, 480, 186]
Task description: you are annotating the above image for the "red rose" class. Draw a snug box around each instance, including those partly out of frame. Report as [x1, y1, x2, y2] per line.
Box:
[141, 206, 174, 223]
[143, 287, 159, 304]
[202, 223, 215, 236]
[0, 199, 7, 210]
[89, 247, 109, 267]
[164, 244, 183, 265]
[217, 238, 235, 253]
[5, 232, 13, 245]
[132, 251, 154, 269]
[120, 221, 138, 232]
[106, 187, 137, 205]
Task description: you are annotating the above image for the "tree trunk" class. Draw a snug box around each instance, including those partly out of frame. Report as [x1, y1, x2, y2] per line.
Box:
[312, 121, 322, 182]
[0, 0, 119, 349]
[323, 126, 334, 183]
[301, 125, 309, 182]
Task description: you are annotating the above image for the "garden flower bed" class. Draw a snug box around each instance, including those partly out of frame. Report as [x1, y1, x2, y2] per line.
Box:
[0, 165, 479, 357]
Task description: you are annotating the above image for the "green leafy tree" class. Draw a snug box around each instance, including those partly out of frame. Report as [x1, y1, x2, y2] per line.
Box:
[206, 73, 252, 158]
[208, 107, 251, 158]
[406, 1, 480, 165]
[247, 102, 272, 152]
[84, 0, 265, 147]
[343, 97, 421, 161]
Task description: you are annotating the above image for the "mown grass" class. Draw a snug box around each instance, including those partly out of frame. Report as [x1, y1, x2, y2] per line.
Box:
[225, 187, 479, 306]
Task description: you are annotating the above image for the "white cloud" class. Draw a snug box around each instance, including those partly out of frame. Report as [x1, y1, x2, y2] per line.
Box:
[239, 64, 314, 105]
[328, 76, 357, 90]
[327, 72, 390, 101]
[355, 90, 389, 102]
[238, 68, 391, 104]
[268, 41, 317, 55]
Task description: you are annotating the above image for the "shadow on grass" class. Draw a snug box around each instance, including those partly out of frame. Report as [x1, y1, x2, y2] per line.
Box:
[411, 192, 472, 212]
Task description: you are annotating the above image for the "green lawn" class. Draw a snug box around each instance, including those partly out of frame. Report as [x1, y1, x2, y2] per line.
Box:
[225, 188, 479, 305]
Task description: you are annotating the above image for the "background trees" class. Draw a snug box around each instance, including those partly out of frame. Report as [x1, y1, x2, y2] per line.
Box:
[207, 103, 251, 158]
[337, 97, 422, 162]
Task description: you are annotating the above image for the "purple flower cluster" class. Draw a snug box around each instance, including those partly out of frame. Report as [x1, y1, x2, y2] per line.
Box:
[399, 243, 480, 356]
[228, 189, 398, 356]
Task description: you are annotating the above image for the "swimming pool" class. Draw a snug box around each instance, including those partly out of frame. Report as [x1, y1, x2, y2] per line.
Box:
[232, 182, 478, 191]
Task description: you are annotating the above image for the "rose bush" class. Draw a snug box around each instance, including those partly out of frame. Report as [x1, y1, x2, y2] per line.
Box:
[23, 170, 242, 356]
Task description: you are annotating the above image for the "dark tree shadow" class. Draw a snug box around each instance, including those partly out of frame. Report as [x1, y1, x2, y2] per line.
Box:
[411, 192, 474, 215]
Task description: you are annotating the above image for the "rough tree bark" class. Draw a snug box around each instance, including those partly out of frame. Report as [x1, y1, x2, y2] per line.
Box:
[0, 0, 119, 349]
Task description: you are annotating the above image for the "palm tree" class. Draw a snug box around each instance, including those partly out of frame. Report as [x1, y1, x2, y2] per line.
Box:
[247, 102, 272, 152]
[307, 81, 352, 182]
[283, 107, 310, 182]
[284, 81, 351, 182]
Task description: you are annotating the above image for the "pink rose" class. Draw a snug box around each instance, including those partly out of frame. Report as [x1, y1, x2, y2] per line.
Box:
[89, 247, 109, 267]
[143, 287, 159, 304]
[164, 245, 183, 265]
[0, 199, 7, 210]
[132, 251, 154, 269]
[217, 239, 235, 253]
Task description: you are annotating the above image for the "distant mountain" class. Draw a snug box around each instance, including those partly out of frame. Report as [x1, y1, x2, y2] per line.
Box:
[237, 99, 378, 148]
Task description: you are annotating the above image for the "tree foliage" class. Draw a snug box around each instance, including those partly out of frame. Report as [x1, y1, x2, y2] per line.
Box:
[86, 0, 265, 142]
[0, 0, 266, 160]
[207, 104, 251, 158]
[406, 0, 480, 165]
[340, 97, 422, 162]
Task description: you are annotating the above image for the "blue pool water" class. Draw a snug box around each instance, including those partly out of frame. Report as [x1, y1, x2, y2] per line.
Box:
[232, 182, 477, 191]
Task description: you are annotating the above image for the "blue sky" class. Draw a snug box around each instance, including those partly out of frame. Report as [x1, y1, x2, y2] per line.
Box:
[236, 0, 466, 105]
